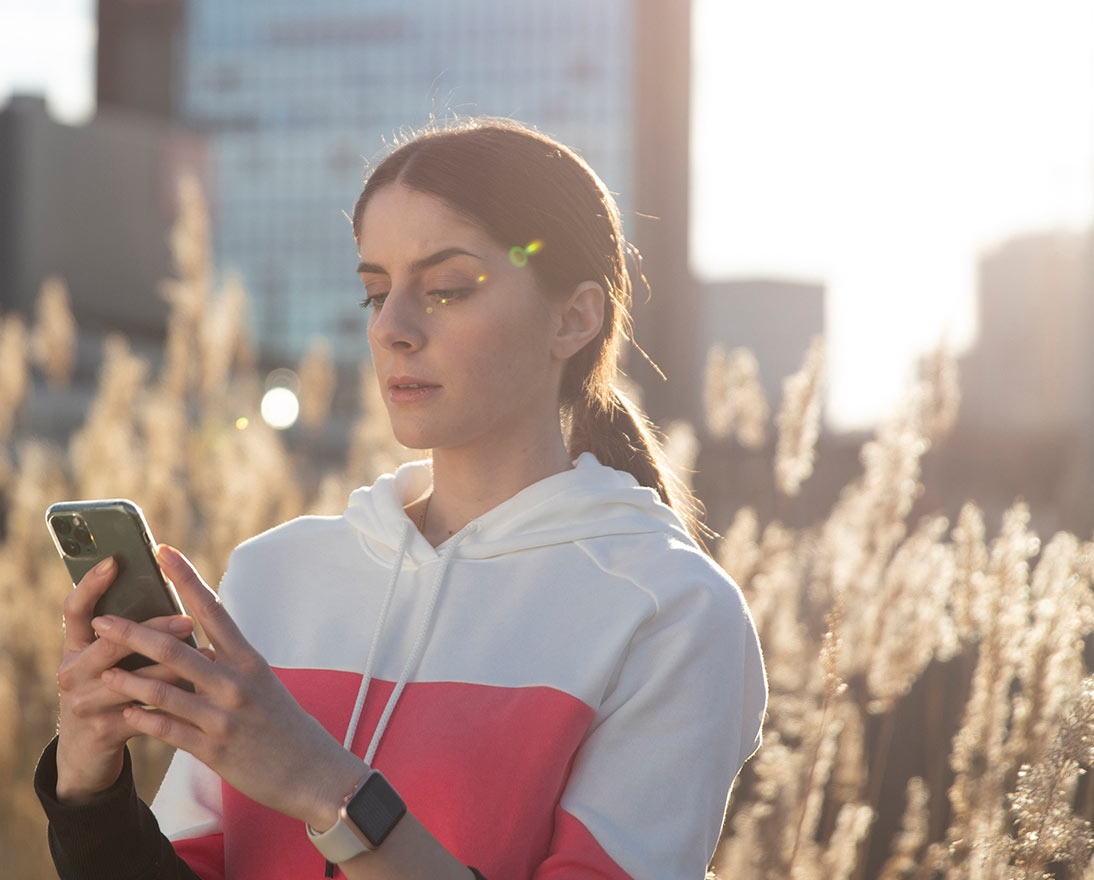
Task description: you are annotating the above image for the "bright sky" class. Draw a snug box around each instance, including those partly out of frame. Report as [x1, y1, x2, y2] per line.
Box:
[3, 0, 1092, 430]
[692, 0, 1094, 429]
[0, 0, 95, 124]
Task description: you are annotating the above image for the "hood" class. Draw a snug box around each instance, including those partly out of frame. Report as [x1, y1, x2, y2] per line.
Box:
[342, 452, 693, 565]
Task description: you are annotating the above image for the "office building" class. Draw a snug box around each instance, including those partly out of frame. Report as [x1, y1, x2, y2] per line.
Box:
[943, 227, 1094, 533]
[698, 278, 826, 414]
[100, 0, 638, 364]
[0, 94, 206, 336]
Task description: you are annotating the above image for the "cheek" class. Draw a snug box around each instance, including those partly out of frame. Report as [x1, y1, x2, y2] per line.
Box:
[365, 329, 385, 372]
[443, 319, 554, 412]
[469, 307, 553, 378]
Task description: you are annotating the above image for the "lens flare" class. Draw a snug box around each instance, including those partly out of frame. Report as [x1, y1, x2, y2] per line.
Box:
[477, 274, 487, 284]
[235, 417, 249, 430]
[509, 240, 544, 268]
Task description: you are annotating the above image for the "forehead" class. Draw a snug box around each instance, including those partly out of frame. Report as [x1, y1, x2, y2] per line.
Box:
[357, 183, 491, 260]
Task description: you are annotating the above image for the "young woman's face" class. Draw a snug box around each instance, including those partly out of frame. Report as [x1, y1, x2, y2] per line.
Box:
[356, 183, 565, 452]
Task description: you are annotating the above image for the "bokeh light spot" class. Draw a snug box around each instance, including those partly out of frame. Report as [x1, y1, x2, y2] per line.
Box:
[260, 387, 300, 430]
[235, 417, 249, 430]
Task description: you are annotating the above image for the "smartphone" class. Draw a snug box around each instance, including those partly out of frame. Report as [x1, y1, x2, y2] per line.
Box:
[46, 498, 199, 671]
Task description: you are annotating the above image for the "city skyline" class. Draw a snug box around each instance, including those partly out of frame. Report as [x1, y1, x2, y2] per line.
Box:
[169, 0, 635, 366]
[2, 0, 1093, 429]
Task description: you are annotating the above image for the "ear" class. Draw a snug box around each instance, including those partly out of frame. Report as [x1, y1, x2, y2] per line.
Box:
[550, 281, 605, 361]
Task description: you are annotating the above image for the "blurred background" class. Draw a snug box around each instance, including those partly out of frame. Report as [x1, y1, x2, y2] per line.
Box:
[3, 3, 1094, 877]
[2, 0, 1092, 537]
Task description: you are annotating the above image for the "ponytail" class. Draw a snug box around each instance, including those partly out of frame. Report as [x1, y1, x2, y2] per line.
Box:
[568, 385, 710, 549]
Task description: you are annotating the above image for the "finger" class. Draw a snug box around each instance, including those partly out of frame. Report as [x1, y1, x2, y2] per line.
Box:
[132, 613, 196, 643]
[101, 667, 212, 748]
[132, 661, 199, 685]
[64, 660, 193, 720]
[156, 545, 249, 658]
[147, 613, 197, 635]
[120, 702, 204, 756]
[61, 615, 196, 688]
[62, 557, 119, 653]
[91, 616, 210, 687]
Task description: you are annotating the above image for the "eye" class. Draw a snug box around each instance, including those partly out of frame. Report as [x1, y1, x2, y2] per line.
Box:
[359, 293, 388, 311]
[427, 287, 473, 305]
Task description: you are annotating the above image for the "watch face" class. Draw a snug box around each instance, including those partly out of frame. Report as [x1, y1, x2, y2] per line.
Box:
[345, 772, 407, 848]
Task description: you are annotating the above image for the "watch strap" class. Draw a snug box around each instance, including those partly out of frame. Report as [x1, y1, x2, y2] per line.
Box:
[307, 809, 372, 864]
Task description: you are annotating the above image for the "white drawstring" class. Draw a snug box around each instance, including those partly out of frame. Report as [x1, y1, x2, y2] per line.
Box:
[363, 520, 478, 764]
[342, 523, 411, 751]
[342, 520, 480, 765]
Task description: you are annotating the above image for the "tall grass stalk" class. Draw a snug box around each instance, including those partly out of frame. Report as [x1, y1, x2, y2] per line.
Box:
[2, 179, 1093, 878]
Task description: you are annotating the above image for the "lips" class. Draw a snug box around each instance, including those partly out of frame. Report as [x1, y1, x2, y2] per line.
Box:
[386, 375, 440, 390]
[385, 375, 441, 404]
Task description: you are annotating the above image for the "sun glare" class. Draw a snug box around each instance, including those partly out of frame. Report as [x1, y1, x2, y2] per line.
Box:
[692, 0, 1094, 430]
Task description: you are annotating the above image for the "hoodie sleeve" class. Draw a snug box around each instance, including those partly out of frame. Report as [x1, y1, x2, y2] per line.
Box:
[532, 566, 767, 880]
[33, 737, 206, 880]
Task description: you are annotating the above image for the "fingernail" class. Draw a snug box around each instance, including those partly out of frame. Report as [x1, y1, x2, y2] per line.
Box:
[102, 669, 116, 683]
[169, 616, 193, 634]
[94, 557, 115, 574]
[92, 616, 113, 631]
[157, 545, 179, 566]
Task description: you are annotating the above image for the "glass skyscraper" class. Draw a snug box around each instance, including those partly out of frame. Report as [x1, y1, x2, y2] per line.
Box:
[177, 0, 634, 362]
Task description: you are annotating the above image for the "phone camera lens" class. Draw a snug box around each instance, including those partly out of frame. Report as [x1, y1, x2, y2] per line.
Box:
[53, 517, 73, 536]
[61, 538, 81, 556]
[74, 525, 91, 544]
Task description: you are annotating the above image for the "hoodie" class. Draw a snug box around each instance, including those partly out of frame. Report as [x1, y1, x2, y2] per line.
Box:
[150, 452, 767, 879]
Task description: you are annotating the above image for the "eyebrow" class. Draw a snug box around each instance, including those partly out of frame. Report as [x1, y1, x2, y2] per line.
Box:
[356, 247, 483, 276]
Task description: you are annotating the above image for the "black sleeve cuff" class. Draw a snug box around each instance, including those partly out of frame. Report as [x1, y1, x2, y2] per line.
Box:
[34, 736, 200, 880]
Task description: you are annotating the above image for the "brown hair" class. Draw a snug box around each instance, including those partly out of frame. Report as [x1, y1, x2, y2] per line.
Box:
[352, 118, 706, 543]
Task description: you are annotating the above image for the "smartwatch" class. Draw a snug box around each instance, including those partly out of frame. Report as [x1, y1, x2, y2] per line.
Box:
[306, 769, 407, 864]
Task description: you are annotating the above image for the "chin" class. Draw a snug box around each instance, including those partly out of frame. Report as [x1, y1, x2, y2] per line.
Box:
[390, 429, 433, 452]
[389, 418, 493, 456]
[387, 419, 447, 452]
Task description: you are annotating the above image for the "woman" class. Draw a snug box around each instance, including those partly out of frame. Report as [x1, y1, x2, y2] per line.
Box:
[35, 118, 767, 879]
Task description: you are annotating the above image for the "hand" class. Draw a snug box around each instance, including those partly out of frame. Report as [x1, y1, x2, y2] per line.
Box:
[93, 544, 366, 829]
[56, 556, 198, 803]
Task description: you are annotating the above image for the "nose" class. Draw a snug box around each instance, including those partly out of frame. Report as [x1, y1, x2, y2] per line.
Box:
[367, 287, 426, 353]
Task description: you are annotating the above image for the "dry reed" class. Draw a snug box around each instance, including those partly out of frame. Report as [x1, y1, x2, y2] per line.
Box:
[774, 335, 825, 496]
[704, 344, 769, 450]
[2, 177, 1092, 880]
[29, 276, 77, 388]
